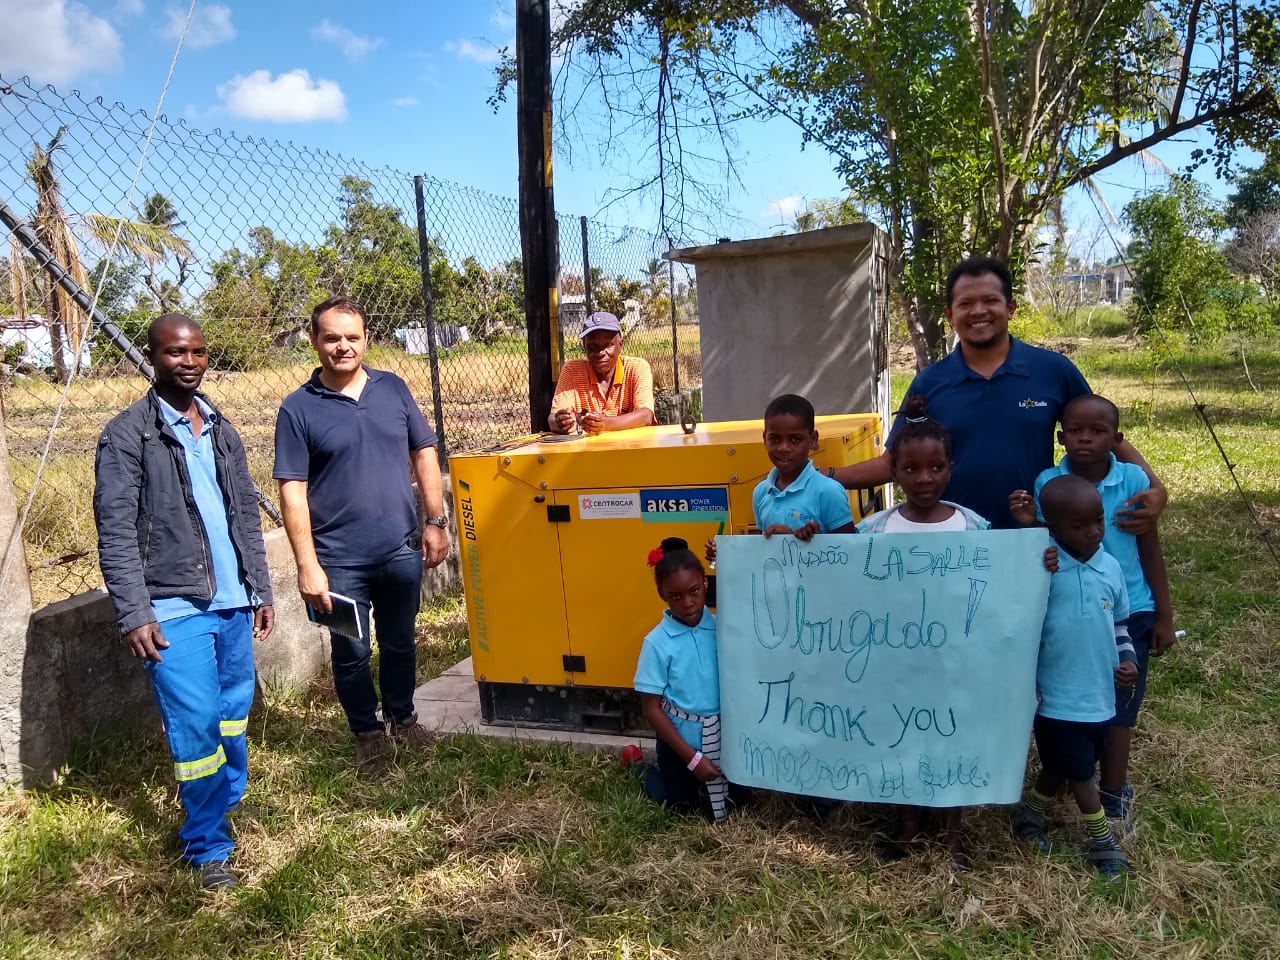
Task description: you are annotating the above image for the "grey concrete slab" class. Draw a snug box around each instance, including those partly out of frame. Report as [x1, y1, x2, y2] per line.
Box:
[413, 658, 655, 754]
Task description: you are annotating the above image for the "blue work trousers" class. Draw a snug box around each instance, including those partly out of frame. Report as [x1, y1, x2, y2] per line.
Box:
[143, 607, 255, 866]
[324, 543, 423, 734]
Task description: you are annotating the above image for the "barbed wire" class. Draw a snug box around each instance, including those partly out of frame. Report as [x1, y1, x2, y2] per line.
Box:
[0, 75, 701, 603]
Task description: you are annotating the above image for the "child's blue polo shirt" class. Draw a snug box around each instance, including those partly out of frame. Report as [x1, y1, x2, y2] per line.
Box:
[634, 608, 719, 751]
[152, 396, 251, 622]
[891, 337, 1090, 529]
[1038, 543, 1133, 723]
[1033, 454, 1154, 613]
[752, 460, 854, 532]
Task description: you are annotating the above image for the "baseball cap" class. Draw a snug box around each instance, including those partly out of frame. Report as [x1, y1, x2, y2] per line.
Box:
[581, 311, 622, 337]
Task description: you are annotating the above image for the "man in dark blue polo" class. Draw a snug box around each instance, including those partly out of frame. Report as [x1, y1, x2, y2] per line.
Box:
[273, 295, 449, 774]
[834, 257, 1166, 530]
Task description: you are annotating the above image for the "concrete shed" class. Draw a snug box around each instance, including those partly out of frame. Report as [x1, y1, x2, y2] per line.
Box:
[666, 224, 891, 431]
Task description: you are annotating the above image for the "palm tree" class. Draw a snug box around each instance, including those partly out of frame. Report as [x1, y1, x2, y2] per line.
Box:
[25, 127, 93, 381]
[86, 191, 193, 311]
[14, 132, 197, 380]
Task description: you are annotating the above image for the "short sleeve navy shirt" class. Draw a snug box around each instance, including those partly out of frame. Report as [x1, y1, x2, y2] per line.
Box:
[273, 367, 436, 567]
[890, 337, 1090, 529]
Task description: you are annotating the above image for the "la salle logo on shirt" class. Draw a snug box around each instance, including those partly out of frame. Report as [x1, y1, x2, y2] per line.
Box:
[1018, 397, 1049, 409]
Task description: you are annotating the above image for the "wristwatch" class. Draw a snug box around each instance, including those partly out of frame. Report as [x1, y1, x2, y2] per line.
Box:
[424, 516, 448, 528]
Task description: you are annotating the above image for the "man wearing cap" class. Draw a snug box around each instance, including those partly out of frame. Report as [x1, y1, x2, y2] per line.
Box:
[548, 311, 658, 435]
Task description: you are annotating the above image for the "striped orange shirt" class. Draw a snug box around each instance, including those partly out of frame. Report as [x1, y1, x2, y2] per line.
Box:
[551, 356, 656, 422]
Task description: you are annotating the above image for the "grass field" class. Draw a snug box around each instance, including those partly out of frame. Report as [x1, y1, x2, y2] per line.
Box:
[1, 324, 700, 605]
[1, 334, 1278, 959]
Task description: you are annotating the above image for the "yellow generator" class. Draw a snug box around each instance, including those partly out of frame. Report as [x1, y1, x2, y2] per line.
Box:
[448, 414, 883, 730]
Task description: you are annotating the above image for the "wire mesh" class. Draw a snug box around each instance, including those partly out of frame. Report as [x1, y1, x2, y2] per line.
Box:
[0, 76, 700, 604]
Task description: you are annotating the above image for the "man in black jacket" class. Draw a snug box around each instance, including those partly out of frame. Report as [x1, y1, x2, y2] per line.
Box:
[94, 313, 274, 892]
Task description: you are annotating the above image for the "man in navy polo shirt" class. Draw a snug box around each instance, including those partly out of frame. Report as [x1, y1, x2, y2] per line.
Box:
[274, 295, 449, 774]
[834, 257, 1166, 530]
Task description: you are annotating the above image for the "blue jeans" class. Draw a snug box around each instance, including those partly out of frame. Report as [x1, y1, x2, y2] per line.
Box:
[143, 607, 255, 865]
[324, 544, 423, 734]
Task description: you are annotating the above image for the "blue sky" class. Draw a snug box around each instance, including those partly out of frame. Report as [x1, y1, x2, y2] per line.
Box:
[0, 0, 1251, 253]
[0, 0, 847, 240]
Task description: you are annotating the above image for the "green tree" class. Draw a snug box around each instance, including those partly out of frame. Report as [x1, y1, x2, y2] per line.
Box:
[324, 176, 424, 341]
[200, 176, 464, 367]
[82, 192, 194, 316]
[1226, 149, 1280, 228]
[449, 256, 524, 341]
[201, 225, 337, 368]
[590, 272, 644, 323]
[1123, 177, 1232, 335]
[530, 0, 1280, 368]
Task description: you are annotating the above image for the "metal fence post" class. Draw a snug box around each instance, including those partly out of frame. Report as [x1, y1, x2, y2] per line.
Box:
[581, 215, 592, 315]
[668, 256, 680, 395]
[413, 175, 448, 468]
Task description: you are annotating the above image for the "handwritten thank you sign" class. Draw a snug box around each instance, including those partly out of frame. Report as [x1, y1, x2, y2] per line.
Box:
[716, 530, 1051, 806]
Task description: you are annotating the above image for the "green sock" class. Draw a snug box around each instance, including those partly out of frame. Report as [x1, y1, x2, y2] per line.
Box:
[1083, 808, 1117, 846]
[1025, 787, 1053, 816]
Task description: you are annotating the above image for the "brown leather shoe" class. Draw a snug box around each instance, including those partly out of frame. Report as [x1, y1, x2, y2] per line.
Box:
[388, 713, 434, 748]
[354, 729, 389, 776]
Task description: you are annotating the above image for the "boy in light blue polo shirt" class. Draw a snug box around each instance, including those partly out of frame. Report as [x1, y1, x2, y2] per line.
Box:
[1012, 475, 1137, 881]
[752, 393, 856, 538]
[1011, 394, 1173, 839]
[704, 394, 855, 564]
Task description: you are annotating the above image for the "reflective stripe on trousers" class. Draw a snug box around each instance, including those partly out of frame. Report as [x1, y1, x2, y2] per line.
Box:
[144, 607, 255, 865]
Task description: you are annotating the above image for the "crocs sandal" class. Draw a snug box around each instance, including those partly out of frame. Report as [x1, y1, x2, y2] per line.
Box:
[1086, 843, 1130, 882]
[1011, 809, 1053, 854]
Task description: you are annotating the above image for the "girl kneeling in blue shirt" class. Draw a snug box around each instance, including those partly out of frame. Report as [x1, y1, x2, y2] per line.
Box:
[633, 537, 750, 821]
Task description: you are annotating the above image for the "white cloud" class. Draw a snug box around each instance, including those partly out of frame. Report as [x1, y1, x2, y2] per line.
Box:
[217, 69, 347, 122]
[446, 38, 507, 65]
[764, 196, 804, 222]
[0, 0, 122, 85]
[115, 0, 144, 15]
[392, 95, 418, 108]
[162, 3, 234, 49]
[312, 19, 383, 61]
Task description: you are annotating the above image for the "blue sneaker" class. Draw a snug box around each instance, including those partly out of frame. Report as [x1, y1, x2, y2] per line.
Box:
[1012, 808, 1053, 854]
[1086, 840, 1129, 883]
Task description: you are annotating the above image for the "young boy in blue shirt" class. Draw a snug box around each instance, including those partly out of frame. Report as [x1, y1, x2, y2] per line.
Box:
[1011, 394, 1174, 839]
[705, 394, 855, 565]
[1012, 474, 1138, 880]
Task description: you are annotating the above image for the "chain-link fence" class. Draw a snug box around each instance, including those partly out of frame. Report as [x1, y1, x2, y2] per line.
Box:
[0, 76, 701, 605]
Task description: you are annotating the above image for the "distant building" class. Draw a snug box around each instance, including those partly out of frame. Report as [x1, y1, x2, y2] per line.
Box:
[0, 316, 93, 370]
[560, 294, 587, 336]
[1052, 261, 1132, 305]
